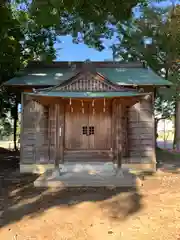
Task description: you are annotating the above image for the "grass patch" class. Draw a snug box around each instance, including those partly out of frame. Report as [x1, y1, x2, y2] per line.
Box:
[156, 147, 180, 164]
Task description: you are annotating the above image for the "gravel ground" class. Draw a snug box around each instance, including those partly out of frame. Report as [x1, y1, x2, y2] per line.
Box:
[0, 149, 180, 240]
[0, 169, 180, 239]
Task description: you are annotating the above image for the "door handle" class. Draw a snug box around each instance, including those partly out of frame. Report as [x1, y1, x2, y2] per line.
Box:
[59, 127, 62, 137]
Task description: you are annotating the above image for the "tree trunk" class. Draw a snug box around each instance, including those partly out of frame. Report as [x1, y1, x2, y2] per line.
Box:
[173, 101, 177, 149]
[13, 97, 18, 151]
[173, 100, 180, 150]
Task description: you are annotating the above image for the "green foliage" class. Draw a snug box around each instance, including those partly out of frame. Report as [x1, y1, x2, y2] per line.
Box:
[0, 113, 13, 139]
[0, 2, 57, 83]
[155, 94, 175, 119]
[114, 5, 180, 72]
[112, 4, 180, 119]
[29, 0, 141, 25]
[0, 2, 57, 148]
[0, 4, 22, 80]
[14, 0, 151, 50]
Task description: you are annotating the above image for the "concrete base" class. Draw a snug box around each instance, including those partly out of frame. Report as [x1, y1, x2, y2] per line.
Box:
[34, 162, 141, 188]
[20, 162, 155, 174]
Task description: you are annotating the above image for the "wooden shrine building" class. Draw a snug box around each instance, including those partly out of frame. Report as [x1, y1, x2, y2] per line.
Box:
[5, 61, 171, 173]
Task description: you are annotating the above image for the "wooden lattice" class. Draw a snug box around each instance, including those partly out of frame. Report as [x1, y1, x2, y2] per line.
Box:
[50, 72, 118, 92]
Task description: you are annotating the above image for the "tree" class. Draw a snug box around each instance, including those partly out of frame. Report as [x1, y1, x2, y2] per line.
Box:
[14, 0, 159, 50]
[112, 4, 180, 147]
[0, 118, 13, 140]
[19, 0, 144, 24]
[154, 94, 175, 145]
[0, 2, 56, 150]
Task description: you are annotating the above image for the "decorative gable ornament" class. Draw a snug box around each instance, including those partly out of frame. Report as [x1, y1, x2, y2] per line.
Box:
[139, 88, 144, 93]
[40, 72, 119, 92]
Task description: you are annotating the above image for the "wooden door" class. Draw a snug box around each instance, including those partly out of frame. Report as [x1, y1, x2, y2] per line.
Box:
[65, 101, 89, 149]
[89, 99, 111, 150]
[65, 99, 112, 150]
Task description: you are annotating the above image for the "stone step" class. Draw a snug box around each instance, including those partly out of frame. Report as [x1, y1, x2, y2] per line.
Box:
[59, 162, 116, 173]
[34, 168, 139, 188]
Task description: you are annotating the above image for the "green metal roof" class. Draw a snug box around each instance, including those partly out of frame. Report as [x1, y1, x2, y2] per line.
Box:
[5, 68, 77, 86]
[4, 66, 172, 87]
[25, 91, 148, 98]
[97, 67, 172, 86]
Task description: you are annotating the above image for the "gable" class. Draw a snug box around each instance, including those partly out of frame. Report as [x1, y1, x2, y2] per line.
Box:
[45, 72, 118, 92]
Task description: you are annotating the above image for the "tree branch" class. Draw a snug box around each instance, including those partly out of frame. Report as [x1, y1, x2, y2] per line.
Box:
[155, 116, 171, 123]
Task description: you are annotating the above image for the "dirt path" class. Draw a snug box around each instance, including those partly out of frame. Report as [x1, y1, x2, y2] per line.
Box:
[0, 168, 180, 240]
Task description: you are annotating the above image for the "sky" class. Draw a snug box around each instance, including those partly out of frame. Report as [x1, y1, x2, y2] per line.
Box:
[55, 36, 114, 61]
[54, 0, 179, 62]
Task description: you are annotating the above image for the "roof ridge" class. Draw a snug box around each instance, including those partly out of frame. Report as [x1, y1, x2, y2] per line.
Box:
[27, 61, 144, 69]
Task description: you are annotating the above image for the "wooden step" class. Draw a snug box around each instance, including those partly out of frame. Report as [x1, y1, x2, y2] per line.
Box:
[64, 150, 111, 156]
[64, 151, 112, 162]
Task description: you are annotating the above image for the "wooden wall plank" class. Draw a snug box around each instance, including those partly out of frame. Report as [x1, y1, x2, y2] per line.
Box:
[127, 94, 155, 165]
[21, 94, 49, 164]
[21, 96, 36, 163]
[20, 93, 24, 164]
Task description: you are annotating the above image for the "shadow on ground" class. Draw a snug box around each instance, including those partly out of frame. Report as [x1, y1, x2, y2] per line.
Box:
[2, 147, 180, 229]
[0, 154, 143, 228]
[155, 147, 180, 174]
[135, 148, 180, 181]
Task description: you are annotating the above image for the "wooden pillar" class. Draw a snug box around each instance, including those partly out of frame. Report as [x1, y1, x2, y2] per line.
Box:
[111, 99, 116, 162]
[49, 104, 56, 164]
[55, 104, 60, 168]
[49, 100, 65, 168]
[59, 101, 65, 164]
[115, 100, 122, 168]
[124, 105, 129, 158]
[54, 100, 65, 167]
